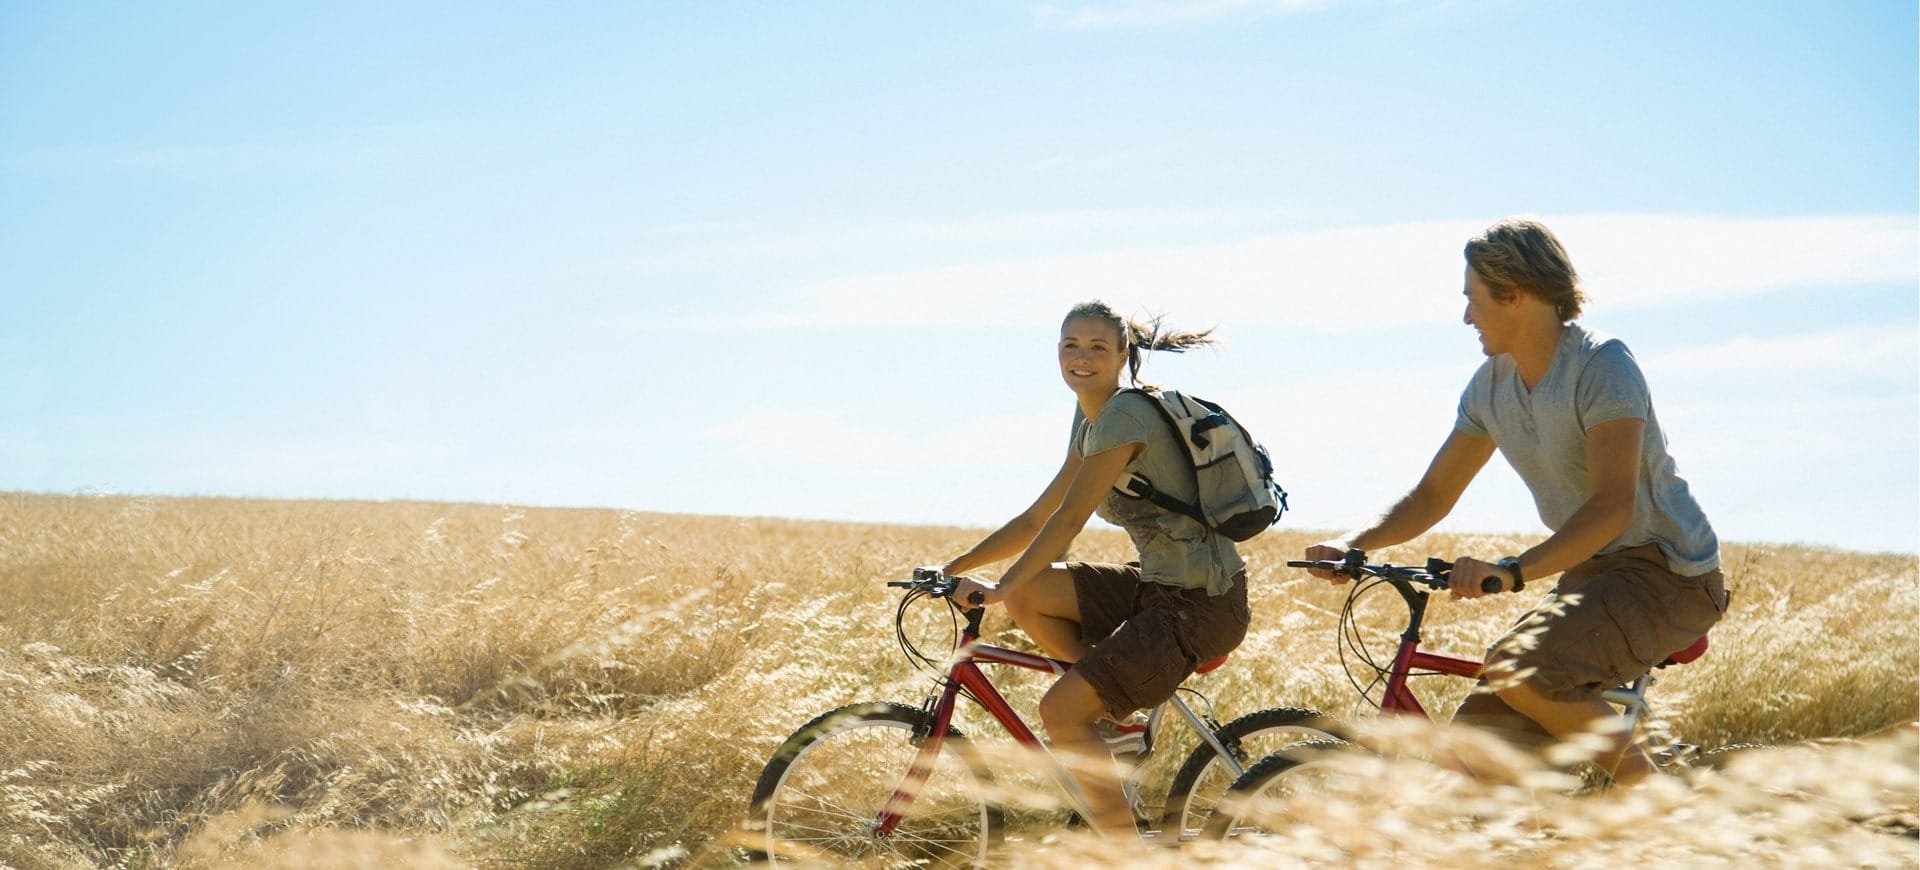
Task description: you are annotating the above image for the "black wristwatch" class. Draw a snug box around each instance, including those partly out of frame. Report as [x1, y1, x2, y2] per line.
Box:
[1497, 556, 1526, 592]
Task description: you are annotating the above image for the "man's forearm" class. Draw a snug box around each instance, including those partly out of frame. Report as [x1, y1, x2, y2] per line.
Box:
[1345, 488, 1450, 553]
[1514, 491, 1634, 581]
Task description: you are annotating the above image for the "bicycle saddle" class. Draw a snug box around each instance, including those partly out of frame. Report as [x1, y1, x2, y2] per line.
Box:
[1659, 634, 1709, 667]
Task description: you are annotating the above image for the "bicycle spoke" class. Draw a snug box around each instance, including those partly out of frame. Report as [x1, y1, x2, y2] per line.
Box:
[752, 704, 997, 865]
[771, 799, 980, 832]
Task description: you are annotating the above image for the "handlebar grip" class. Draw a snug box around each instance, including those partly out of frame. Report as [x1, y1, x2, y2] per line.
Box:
[1481, 575, 1504, 594]
[1284, 560, 1316, 569]
[967, 591, 984, 606]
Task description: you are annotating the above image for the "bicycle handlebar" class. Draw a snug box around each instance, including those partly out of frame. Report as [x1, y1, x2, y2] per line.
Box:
[1286, 550, 1520, 594]
[887, 568, 985, 605]
[1286, 558, 1450, 590]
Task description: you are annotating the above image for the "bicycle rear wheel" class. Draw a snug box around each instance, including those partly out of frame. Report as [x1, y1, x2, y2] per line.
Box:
[1160, 707, 1341, 841]
[1203, 738, 1353, 839]
[747, 701, 1002, 867]
[1695, 742, 1777, 770]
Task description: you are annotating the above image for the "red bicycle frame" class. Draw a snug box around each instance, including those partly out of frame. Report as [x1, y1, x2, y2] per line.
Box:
[1362, 571, 1486, 720]
[1351, 567, 1704, 723]
[874, 608, 1074, 836]
[1380, 641, 1484, 718]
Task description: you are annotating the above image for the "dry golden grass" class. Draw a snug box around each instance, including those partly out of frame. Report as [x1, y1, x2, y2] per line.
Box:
[0, 491, 1913, 868]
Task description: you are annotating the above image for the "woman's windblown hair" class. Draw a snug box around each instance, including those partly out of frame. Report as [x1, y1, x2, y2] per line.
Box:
[1063, 300, 1216, 387]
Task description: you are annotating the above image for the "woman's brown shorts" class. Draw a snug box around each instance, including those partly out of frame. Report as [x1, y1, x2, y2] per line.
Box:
[1066, 561, 1250, 719]
[1478, 544, 1729, 704]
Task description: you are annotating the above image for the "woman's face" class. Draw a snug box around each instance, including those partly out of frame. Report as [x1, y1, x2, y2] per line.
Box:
[1058, 316, 1128, 391]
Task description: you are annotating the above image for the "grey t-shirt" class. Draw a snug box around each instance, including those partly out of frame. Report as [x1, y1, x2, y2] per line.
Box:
[1072, 391, 1247, 596]
[1455, 324, 1720, 576]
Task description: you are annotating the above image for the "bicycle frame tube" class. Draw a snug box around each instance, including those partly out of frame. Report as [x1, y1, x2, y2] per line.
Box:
[950, 642, 1071, 746]
[1164, 693, 1247, 779]
[873, 630, 1076, 836]
[1602, 674, 1655, 736]
[1380, 639, 1485, 717]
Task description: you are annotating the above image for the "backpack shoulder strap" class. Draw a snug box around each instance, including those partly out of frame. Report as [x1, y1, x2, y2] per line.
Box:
[1110, 388, 1208, 527]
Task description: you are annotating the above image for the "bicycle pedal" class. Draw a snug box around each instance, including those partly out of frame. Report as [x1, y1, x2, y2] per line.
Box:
[1652, 743, 1701, 767]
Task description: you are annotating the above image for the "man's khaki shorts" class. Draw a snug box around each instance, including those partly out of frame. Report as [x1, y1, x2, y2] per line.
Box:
[1476, 544, 1730, 707]
[1066, 562, 1250, 719]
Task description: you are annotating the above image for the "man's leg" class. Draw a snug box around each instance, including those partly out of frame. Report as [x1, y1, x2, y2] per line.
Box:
[1002, 566, 1092, 662]
[1453, 690, 1555, 749]
[1448, 688, 1557, 779]
[1472, 551, 1693, 788]
[1494, 681, 1655, 785]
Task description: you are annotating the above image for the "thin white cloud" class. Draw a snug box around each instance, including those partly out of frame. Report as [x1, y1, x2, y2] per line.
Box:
[1033, 0, 1335, 29]
[1641, 324, 1918, 380]
[703, 408, 1063, 477]
[620, 206, 1307, 276]
[1, 123, 463, 178]
[659, 213, 1916, 334]
[1549, 214, 1919, 312]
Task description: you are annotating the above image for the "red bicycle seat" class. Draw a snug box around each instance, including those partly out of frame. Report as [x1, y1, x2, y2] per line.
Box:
[1661, 635, 1709, 667]
[1194, 655, 1229, 675]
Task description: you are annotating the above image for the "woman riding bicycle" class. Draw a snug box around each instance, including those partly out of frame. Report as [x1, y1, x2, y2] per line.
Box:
[946, 300, 1251, 838]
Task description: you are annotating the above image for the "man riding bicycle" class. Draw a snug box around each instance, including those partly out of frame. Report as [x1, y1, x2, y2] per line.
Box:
[1305, 217, 1731, 787]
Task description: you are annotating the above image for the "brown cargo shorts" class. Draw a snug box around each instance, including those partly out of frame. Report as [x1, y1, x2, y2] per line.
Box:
[1476, 544, 1730, 707]
[1066, 561, 1250, 719]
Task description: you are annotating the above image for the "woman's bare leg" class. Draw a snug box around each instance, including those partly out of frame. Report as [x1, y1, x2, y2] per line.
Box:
[1002, 565, 1091, 662]
[1040, 670, 1135, 836]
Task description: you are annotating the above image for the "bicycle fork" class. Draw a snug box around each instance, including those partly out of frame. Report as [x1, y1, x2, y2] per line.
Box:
[873, 680, 969, 838]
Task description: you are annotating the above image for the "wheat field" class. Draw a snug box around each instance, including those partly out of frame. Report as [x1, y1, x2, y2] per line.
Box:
[0, 491, 1914, 868]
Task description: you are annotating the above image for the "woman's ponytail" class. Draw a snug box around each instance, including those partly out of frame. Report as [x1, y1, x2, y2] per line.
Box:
[1063, 301, 1217, 387]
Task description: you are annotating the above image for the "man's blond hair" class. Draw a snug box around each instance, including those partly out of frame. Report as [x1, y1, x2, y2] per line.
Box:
[1465, 218, 1587, 322]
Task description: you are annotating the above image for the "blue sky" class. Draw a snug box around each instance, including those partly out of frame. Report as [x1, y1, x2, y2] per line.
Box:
[3, 1, 1916, 554]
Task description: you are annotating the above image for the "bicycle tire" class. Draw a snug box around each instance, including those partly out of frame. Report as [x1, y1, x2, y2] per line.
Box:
[1160, 706, 1342, 841]
[1201, 737, 1353, 839]
[746, 701, 1003, 867]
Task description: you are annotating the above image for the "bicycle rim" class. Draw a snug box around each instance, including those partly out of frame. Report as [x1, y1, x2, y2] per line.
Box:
[748, 702, 1000, 867]
[1205, 738, 1352, 839]
[1161, 707, 1341, 841]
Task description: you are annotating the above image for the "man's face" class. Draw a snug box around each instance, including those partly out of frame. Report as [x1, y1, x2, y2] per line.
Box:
[1462, 266, 1516, 357]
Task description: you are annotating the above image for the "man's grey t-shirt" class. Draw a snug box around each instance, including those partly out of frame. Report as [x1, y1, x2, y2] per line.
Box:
[1071, 391, 1246, 596]
[1455, 324, 1720, 576]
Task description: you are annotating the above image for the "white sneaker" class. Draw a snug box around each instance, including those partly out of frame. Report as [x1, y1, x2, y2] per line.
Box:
[1096, 714, 1151, 760]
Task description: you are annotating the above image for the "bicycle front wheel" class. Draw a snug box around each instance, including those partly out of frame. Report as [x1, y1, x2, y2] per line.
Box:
[1203, 738, 1353, 839]
[1161, 706, 1342, 840]
[747, 701, 1002, 867]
